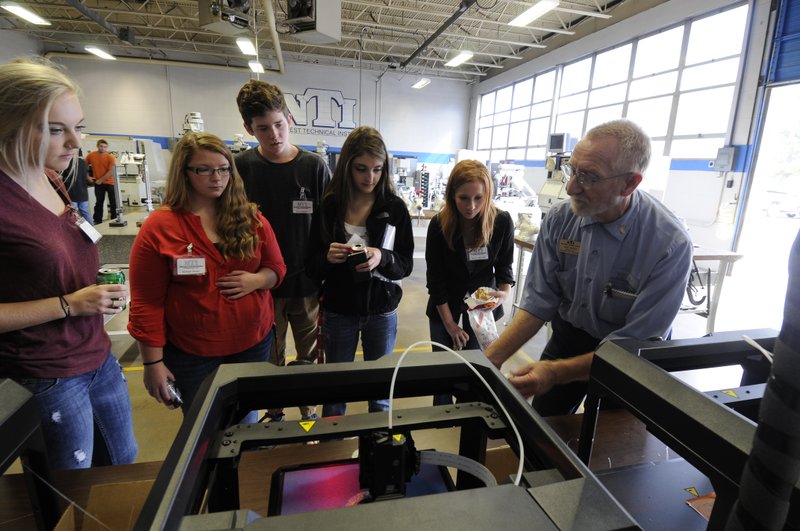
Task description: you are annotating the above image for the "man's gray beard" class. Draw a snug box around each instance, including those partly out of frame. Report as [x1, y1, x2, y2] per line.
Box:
[569, 197, 591, 217]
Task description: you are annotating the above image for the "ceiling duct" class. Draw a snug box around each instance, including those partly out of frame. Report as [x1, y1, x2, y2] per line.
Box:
[400, 0, 478, 69]
[199, 0, 251, 36]
[65, 0, 135, 45]
[284, 0, 341, 45]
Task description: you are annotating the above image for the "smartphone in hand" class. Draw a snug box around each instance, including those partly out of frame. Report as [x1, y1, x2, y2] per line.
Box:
[346, 248, 370, 283]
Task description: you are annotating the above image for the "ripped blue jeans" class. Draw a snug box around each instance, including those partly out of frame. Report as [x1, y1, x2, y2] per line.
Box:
[16, 353, 138, 470]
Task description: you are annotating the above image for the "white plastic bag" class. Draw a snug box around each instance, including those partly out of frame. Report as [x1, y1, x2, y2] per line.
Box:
[465, 288, 499, 351]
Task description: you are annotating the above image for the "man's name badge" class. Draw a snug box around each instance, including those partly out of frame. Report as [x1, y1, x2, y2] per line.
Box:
[559, 239, 581, 255]
[468, 247, 489, 261]
[172, 255, 207, 276]
[77, 217, 102, 244]
[292, 200, 313, 214]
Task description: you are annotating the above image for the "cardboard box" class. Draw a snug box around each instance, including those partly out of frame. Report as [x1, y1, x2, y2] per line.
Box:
[54, 479, 154, 531]
[485, 445, 520, 483]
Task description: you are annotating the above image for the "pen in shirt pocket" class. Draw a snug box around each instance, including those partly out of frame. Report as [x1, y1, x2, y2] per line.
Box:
[605, 282, 637, 300]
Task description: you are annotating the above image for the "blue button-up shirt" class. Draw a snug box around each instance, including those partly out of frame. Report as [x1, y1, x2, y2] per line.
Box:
[521, 190, 693, 344]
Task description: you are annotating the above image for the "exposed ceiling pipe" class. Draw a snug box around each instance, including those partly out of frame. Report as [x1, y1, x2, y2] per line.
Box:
[400, 0, 477, 69]
[65, 0, 135, 45]
[43, 51, 279, 74]
[261, 0, 284, 75]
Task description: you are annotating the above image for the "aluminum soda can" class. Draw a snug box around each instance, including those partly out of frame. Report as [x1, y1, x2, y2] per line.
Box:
[97, 268, 127, 310]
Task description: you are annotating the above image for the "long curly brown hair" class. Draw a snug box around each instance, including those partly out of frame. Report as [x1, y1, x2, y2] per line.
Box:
[163, 132, 261, 260]
[438, 160, 496, 250]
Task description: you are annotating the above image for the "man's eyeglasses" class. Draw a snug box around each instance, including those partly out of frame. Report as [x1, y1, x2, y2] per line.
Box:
[186, 166, 232, 177]
[560, 163, 632, 189]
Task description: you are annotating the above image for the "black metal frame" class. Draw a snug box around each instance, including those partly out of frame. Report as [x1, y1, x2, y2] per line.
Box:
[0, 379, 61, 530]
[134, 351, 640, 530]
[577, 330, 799, 530]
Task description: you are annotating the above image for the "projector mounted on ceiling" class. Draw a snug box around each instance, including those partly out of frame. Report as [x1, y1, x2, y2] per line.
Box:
[199, 0, 250, 36]
[284, 0, 341, 45]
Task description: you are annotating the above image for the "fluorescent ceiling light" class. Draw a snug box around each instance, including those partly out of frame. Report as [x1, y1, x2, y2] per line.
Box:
[445, 51, 473, 68]
[508, 0, 559, 27]
[412, 78, 431, 89]
[248, 61, 264, 73]
[84, 46, 116, 60]
[1, 2, 51, 25]
[236, 37, 257, 56]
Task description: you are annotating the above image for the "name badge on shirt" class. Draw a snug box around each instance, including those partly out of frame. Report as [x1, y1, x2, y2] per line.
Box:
[293, 200, 313, 214]
[173, 256, 206, 276]
[172, 244, 206, 276]
[293, 186, 313, 214]
[468, 247, 489, 261]
[76, 216, 103, 244]
[559, 239, 581, 255]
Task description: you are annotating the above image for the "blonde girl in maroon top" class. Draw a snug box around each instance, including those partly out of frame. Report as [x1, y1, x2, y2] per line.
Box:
[0, 59, 137, 469]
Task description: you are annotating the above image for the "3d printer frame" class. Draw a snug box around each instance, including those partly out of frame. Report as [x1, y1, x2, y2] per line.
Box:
[134, 351, 640, 530]
[0, 379, 60, 530]
[578, 329, 798, 530]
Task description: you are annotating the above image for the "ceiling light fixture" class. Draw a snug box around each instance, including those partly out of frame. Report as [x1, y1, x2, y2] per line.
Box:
[508, 0, 559, 27]
[248, 60, 265, 73]
[236, 37, 257, 56]
[445, 51, 473, 68]
[84, 46, 116, 60]
[0, 2, 50, 25]
[412, 78, 431, 89]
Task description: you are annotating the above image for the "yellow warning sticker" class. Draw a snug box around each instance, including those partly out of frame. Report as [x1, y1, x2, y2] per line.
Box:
[685, 487, 699, 497]
[722, 390, 738, 398]
[393, 434, 403, 442]
[299, 420, 315, 432]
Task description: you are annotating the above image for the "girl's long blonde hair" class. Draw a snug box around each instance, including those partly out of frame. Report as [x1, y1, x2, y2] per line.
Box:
[0, 58, 80, 181]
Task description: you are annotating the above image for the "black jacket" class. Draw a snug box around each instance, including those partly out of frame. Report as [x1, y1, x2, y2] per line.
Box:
[306, 193, 414, 315]
[425, 209, 515, 322]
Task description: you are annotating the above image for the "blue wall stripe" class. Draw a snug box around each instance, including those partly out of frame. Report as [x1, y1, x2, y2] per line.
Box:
[91, 134, 752, 173]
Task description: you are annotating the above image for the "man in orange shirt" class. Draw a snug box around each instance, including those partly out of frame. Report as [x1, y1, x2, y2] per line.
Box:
[86, 139, 117, 224]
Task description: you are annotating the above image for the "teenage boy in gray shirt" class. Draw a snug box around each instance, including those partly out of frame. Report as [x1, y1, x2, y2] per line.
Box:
[235, 80, 331, 421]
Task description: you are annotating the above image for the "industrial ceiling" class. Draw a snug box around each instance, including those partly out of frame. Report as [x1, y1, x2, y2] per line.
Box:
[0, 0, 658, 83]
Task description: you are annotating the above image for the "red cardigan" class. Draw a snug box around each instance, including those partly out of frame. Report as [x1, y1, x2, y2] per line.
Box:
[127, 208, 286, 357]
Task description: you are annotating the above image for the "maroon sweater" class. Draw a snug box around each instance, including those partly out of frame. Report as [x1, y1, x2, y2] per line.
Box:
[0, 171, 109, 378]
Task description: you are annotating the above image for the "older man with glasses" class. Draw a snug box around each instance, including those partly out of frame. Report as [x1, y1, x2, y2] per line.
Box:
[485, 119, 693, 416]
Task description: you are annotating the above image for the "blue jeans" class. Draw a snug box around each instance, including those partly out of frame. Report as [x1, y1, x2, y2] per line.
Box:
[322, 310, 397, 417]
[429, 313, 480, 406]
[72, 201, 92, 225]
[16, 353, 137, 470]
[164, 331, 273, 422]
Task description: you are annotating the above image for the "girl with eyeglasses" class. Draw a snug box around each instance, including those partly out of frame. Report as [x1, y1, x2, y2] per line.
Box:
[128, 132, 286, 417]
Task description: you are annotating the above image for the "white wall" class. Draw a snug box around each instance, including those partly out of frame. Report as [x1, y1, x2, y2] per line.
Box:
[0, 30, 42, 62]
[377, 71, 471, 158]
[36, 54, 471, 157]
[60, 59, 174, 138]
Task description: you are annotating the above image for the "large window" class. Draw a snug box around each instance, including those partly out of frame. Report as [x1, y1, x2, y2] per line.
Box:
[476, 4, 749, 162]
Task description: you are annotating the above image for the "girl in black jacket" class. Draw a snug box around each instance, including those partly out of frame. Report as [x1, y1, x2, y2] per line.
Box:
[306, 126, 414, 416]
[425, 160, 514, 404]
